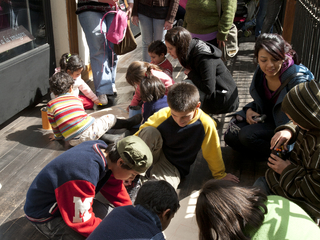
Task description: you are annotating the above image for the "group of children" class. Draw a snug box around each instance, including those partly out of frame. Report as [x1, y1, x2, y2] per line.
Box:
[24, 36, 320, 239]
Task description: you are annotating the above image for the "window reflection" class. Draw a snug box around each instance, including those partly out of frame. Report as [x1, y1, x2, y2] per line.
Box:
[0, 0, 47, 62]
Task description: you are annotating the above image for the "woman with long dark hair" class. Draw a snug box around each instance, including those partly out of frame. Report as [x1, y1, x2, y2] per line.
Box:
[224, 33, 314, 158]
[196, 179, 320, 240]
[165, 26, 239, 115]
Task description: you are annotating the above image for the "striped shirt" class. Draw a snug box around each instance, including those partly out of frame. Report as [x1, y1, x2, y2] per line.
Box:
[47, 93, 95, 141]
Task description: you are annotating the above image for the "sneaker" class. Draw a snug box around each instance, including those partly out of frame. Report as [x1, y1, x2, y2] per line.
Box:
[98, 95, 108, 105]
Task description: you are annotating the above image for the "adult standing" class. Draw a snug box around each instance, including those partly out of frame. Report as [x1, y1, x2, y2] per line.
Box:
[132, 0, 179, 62]
[183, 0, 237, 48]
[261, 0, 284, 34]
[165, 27, 239, 115]
[76, 0, 133, 105]
[224, 34, 314, 158]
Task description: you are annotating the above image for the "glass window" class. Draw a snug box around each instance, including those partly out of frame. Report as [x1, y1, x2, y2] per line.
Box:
[0, 0, 47, 63]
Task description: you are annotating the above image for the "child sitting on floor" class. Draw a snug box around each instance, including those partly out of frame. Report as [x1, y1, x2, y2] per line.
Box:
[51, 53, 102, 109]
[125, 61, 174, 117]
[140, 71, 169, 123]
[148, 40, 173, 77]
[47, 72, 141, 146]
[257, 80, 320, 220]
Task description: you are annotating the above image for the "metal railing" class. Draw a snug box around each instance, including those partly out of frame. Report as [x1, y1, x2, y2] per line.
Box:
[291, 0, 320, 81]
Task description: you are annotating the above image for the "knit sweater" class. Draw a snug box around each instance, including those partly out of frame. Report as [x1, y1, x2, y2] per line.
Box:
[24, 141, 132, 237]
[135, 107, 226, 178]
[244, 195, 320, 239]
[266, 80, 320, 218]
[87, 205, 164, 240]
[47, 93, 95, 141]
[184, 0, 237, 41]
[50, 68, 99, 105]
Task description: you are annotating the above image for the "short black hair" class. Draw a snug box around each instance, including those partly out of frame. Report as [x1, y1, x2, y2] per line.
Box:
[140, 75, 166, 102]
[167, 82, 200, 112]
[135, 180, 180, 218]
[105, 143, 134, 170]
[49, 72, 74, 96]
[148, 40, 167, 56]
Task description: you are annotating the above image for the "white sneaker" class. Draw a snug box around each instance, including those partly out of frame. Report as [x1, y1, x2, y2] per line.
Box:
[98, 95, 108, 105]
[112, 84, 117, 94]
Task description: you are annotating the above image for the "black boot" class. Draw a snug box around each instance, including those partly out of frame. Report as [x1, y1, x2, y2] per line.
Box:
[99, 130, 130, 144]
[112, 114, 142, 129]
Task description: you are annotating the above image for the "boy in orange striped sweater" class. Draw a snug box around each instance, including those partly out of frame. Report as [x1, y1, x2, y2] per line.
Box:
[47, 72, 140, 146]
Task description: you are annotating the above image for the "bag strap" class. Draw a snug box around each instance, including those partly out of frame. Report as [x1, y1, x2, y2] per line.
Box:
[271, 72, 304, 101]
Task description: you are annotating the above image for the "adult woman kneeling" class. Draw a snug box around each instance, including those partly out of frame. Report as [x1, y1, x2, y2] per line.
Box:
[165, 27, 239, 115]
[224, 33, 314, 158]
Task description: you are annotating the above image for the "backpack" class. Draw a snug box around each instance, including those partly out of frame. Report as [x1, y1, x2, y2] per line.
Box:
[100, 4, 128, 44]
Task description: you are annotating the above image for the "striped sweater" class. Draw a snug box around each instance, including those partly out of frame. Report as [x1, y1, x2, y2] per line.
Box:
[47, 93, 95, 141]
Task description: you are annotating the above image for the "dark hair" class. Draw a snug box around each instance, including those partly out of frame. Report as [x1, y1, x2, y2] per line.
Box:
[59, 53, 85, 73]
[135, 180, 180, 218]
[165, 26, 192, 67]
[167, 82, 200, 112]
[105, 143, 134, 170]
[126, 61, 162, 87]
[196, 179, 267, 240]
[49, 72, 74, 96]
[148, 40, 167, 56]
[140, 71, 166, 102]
[254, 33, 300, 64]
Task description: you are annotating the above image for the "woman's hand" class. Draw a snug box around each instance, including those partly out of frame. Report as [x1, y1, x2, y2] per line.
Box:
[246, 108, 260, 125]
[126, 3, 133, 18]
[267, 153, 291, 174]
[164, 21, 173, 30]
[270, 130, 293, 150]
[132, 16, 139, 26]
[217, 39, 226, 49]
[99, 0, 118, 6]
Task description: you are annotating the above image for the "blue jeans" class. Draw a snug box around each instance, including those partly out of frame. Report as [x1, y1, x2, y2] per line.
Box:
[78, 11, 118, 96]
[253, 176, 274, 195]
[138, 13, 166, 62]
[255, 0, 267, 37]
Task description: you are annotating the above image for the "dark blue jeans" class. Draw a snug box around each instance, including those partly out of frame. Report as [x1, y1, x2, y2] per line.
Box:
[224, 120, 275, 158]
[253, 176, 274, 195]
[31, 199, 111, 240]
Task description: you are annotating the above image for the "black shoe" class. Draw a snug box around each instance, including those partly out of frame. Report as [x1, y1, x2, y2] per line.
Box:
[125, 175, 142, 204]
[99, 130, 130, 144]
[112, 114, 142, 129]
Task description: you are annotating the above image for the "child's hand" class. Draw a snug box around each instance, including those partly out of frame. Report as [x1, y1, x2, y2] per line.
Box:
[221, 173, 240, 183]
[48, 133, 56, 141]
[270, 130, 292, 151]
[94, 99, 102, 106]
[267, 153, 291, 174]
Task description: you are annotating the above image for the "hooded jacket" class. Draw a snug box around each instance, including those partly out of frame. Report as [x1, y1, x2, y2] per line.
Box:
[235, 64, 314, 127]
[185, 38, 239, 114]
[266, 80, 320, 218]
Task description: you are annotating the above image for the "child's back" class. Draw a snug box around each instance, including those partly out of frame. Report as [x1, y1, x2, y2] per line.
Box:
[266, 80, 320, 218]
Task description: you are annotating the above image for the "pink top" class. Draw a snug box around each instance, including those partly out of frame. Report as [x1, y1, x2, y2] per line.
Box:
[51, 68, 99, 104]
[130, 69, 175, 106]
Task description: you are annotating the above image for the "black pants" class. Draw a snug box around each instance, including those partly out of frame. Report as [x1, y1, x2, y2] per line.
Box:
[224, 120, 276, 158]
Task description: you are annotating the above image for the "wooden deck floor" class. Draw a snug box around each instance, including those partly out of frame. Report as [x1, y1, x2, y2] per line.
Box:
[0, 35, 267, 240]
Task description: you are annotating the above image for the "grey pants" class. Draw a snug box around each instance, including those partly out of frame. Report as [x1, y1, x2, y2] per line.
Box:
[138, 127, 181, 189]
